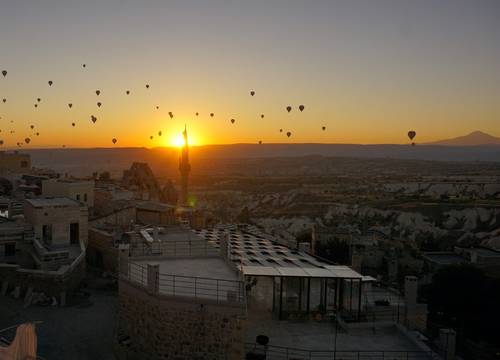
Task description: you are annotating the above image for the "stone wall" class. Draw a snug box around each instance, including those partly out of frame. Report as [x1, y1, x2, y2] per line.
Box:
[87, 228, 118, 272]
[118, 280, 245, 360]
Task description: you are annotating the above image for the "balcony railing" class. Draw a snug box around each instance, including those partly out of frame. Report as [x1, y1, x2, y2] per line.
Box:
[245, 344, 436, 360]
[123, 261, 246, 306]
[129, 239, 219, 258]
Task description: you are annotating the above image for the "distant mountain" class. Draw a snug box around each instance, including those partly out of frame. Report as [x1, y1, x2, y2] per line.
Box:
[425, 131, 500, 146]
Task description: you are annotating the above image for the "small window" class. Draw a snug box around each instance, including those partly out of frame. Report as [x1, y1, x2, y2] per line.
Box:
[20, 161, 28, 168]
[5, 243, 16, 257]
[42, 225, 52, 243]
[76, 194, 81, 201]
[70, 223, 79, 244]
[84, 193, 88, 202]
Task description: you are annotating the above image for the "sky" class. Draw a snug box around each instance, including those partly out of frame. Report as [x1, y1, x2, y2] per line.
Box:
[0, 0, 499, 148]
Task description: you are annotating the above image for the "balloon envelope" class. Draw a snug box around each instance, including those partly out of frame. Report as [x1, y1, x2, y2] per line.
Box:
[286, 131, 291, 137]
[1, 70, 7, 77]
[299, 105, 305, 112]
[286, 106, 292, 112]
[408, 130, 416, 141]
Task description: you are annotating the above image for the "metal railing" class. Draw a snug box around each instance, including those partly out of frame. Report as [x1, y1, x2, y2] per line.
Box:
[245, 344, 436, 360]
[129, 239, 219, 258]
[124, 262, 246, 306]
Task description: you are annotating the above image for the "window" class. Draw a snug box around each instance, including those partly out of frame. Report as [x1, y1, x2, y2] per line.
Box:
[20, 161, 28, 168]
[70, 223, 79, 244]
[5, 243, 16, 257]
[84, 193, 88, 202]
[76, 194, 80, 201]
[42, 225, 52, 243]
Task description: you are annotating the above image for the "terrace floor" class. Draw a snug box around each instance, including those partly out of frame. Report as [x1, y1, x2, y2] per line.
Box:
[246, 318, 422, 351]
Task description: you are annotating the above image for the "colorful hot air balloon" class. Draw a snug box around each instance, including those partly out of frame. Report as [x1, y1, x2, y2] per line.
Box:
[286, 131, 291, 138]
[112, 138, 117, 144]
[91, 115, 97, 123]
[96, 90, 101, 96]
[25, 137, 31, 144]
[250, 91, 255, 96]
[68, 103, 73, 108]
[299, 105, 305, 112]
[286, 106, 292, 113]
[97, 102, 102, 107]
[230, 119, 235, 124]
[1, 70, 7, 77]
[48, 80, 53, 86]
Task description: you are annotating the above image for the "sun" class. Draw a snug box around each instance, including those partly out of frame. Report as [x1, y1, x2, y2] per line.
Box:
[169, 132, 198, 147]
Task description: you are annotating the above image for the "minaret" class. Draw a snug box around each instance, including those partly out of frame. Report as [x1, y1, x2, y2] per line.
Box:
[178, 125, 191, 206]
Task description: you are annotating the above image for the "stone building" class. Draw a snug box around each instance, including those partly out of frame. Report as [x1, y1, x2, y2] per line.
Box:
[117, 226, 246, 360]
[42, 178, 95, 209]
[0, 151, 31, 174]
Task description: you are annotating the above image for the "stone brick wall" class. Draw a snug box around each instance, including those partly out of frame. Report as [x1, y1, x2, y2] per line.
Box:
[87, 228, 118, 272]
[118, 280, 245, 360]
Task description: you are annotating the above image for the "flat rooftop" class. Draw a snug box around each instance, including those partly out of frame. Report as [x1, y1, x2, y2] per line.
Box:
[25, 197, 81, 208]
[246, 320, 423, 352]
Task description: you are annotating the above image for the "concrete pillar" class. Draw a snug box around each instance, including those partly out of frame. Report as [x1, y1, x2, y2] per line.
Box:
[439, 328, 456, 360]
[388, 258, 398, 283]
[118, 244, 130, 278]
[147, 263, 160, 295]
[351, 252, 363, 273]
[404, 276, 418, 328]
[60, 291, 67, 307]
[1, 281, 8, 296]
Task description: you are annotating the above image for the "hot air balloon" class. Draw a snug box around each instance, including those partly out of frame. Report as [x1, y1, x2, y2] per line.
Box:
[91, 115, 97, 123]
[150, 135, 153, 140]
[286, 131, 291, 138]
[156, 106, 159, 110]
[286, 106, 292, 113]
[210, 113, 214, 117]
[72, 122, 75, 127]
[25, 137, 31, 144]
[250, 91, 255, 96]
[0, 140, 3, 145]
[96, 90, 101, 96]
[299, 105, 305, 112]
[97, 102, 102, 107]
[30, 125, 34, 129]
[36, 132, 39, 136]
[258, 140, 262, 144]
[34, 104, 38, 108]
[169, 112, 174, 119]
[230, 119, 235, 124]
[82, 64, 86, 68]
[68, 103, 73, 108]
[1, 70, 6, 77]
[195, 112, 199, 116]
[407, 130, 416, 141]
[48, 81, 53, 86]
[2, 99, 6, 103]
[260, 114, 264, 119]
[126, 90, 130, 95]
[280, 129, 283, 133]
[37, 98, 41, 102]
[146, 84, 150, 89]
[322, 126, 326, 131]
[112, 138, 117, 144]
